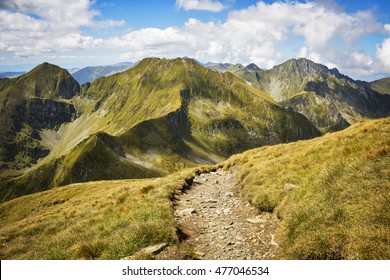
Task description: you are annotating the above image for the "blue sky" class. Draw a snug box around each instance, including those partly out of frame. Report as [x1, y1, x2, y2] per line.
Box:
[0, 0, 389, 80]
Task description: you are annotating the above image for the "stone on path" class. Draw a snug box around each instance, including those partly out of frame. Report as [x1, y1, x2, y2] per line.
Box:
[196, 251, 206, 257]
[225, 192, 234, 197]
[235, 234, 244, 241]
[246, 218, 266, 224]
[270, 234, 279, 247]
[203, 199, 218, 203]
[142, 243, 168, 255]
[176, 208, 197, 217]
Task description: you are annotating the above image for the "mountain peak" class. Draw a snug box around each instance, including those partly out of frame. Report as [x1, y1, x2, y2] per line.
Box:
[273, 58, 343, 79]
[18, 62, 80, 99]
[205, 62, 234, 72]
[31, 61, 65, 73]
[246, 63, 261, 72]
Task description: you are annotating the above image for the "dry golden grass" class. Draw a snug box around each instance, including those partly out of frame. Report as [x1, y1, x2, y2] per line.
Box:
[1, 118, 388, 260]
[220, 117, 390, 259]
[0, 167, 208, 259]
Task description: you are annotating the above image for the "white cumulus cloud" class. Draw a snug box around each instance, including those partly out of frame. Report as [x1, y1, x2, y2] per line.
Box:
[1, 0, 389, 79]
[0, 0, 123, 57]
[384, 24, 390, 33]
[377, 38, 390, 73]
[176, 0, 225, 12]
[107, 1, 384, 78]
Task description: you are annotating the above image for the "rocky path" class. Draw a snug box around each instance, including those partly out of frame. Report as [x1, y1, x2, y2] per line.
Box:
[161, 169, 279, 260]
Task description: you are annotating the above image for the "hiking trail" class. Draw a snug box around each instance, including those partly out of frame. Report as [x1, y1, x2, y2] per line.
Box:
[160, 169, 279, 260]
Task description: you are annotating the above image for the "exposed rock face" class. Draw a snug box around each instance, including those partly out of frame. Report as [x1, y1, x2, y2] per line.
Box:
[26, 98, 77, 130]
[22, 62, 80, 100]
[56, 75, 80, 99]
[271, 58, 344, 79]
[216, 58, 390, 132]
[1, 58, 322, 202]
[3, 57, 389, 202]
[0, 63, 80, 170]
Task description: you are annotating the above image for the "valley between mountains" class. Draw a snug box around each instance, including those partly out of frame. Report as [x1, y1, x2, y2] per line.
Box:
[0, 57, 389, 260]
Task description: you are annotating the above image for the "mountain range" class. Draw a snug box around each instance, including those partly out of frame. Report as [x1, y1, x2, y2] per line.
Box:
[71, 62, 134, 85]
[207, 59, 390, 132]
[0, 56, 389, 261]
[0, 115, 388, 260]
[0, 57, 389, 203]
[0, 72, 26, 78]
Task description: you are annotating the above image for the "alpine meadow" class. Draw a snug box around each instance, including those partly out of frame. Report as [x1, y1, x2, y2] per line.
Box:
[0, 0, 389, 261]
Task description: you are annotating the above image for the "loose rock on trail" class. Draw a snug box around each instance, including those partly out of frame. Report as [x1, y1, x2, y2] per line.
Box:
[160, 169, 279, 260]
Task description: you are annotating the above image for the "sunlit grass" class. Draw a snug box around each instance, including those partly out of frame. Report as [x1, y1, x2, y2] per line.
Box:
[220, 117, 390, 259]
[0, 167, 207, 259]
[1, 118, 388, 259]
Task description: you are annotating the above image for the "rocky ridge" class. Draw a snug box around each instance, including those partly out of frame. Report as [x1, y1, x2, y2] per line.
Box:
[215, 58, 390, 132]
[1, 58, 322, 203]
[2, 57, 389, 203]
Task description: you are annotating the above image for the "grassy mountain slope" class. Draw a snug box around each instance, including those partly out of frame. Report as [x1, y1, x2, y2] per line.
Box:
[369, 77, 390, 95]
[220, 117, 390, 259]
[118, 59, 320, 169]
[221, 59, 390, 132]
[0, 167, 205, 259]
[0, 63, 79, 171]
[0, 58, 185, 201]
[279, 91, 348, 131]
[78, 58, 319, 173]
[51, 132, 160, 186]
[0, 118, 388, 259]
[0, 132, 162, 202]
[1, 58, 320, 202]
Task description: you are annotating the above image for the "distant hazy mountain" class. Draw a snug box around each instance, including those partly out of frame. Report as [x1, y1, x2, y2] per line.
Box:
[66, 68, 80, 74]
[72, 62, 134, 84]
[208, 58, 390, 132]
[204, 62, 234, 72]
[0, 71, 26, 78]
